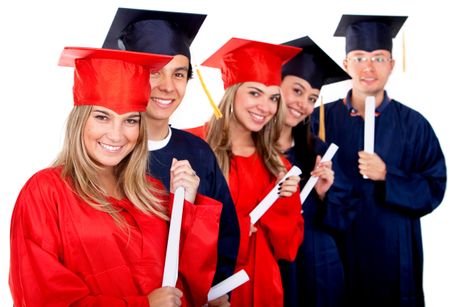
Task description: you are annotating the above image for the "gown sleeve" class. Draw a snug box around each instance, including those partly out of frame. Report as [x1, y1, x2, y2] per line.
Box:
[173, 193, 222, 306]
[9, 172, 150, 307]
[258, 164, 304, 261]
[384, 118, 446, 216]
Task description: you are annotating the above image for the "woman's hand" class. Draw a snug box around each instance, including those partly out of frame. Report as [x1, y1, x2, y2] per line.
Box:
[311, 155, 334, 200]
[170, 158, 200, 203]
[277, 172, 301, 197]
[204, 294, 230, 307]
[148, 286, 183, 307]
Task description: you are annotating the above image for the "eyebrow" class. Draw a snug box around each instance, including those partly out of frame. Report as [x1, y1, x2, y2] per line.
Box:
[92, 109, 110, 116]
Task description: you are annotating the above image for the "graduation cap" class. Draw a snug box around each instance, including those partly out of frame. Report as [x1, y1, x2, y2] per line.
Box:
[201, 37, 302, 89]
[102, 7, 206, 61]
[282, 36, 350, 90]
[58, 47, 173, 114]
[334, 14, 408, 54]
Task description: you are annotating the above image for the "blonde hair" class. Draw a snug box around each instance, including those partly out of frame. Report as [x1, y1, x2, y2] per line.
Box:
[206, 83, 286, 179]
[53, 106, 168, 224]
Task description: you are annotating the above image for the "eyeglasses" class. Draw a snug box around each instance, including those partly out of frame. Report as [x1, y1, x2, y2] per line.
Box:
[347, 56, 392, 65]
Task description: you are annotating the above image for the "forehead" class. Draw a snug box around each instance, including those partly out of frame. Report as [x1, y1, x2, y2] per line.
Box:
[348, 49, 392, 57]
[241, 82, 280, 94]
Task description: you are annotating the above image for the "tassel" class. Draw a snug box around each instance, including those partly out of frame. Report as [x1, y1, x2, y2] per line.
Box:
[195, 65, 222, 119]
[318, 96, 326, 142]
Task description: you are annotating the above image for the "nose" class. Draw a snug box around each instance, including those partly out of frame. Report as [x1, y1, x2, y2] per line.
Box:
[362, 60, 375, 72]
[106, 120, 123, 143]
[157, 73, 175, 93]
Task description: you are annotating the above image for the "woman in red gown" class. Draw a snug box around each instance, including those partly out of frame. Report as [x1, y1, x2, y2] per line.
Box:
[196, 38, 305, 307]
[9, 47, 222, 307]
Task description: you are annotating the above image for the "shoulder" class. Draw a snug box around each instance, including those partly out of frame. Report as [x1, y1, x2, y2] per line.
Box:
[171, 128, 216, 154]
[389, 100, 433, 129]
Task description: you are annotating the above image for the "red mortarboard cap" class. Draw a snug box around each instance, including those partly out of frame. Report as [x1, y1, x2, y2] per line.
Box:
[58, 47, 173, 114]
[201, 38, 302, 89]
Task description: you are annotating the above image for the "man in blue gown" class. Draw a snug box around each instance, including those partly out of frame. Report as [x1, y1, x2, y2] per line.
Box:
[311, 15, 447, 307]
[103, 8, 240, 292]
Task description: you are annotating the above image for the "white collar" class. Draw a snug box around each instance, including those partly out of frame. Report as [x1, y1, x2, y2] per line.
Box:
[148, 127, 172, 151]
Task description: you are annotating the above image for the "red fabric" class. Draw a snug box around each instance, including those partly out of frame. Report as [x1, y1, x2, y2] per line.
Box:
[201, 38, 301, 89]
[228, 153, 304, 307]
[9, 167, 221, 307]
[73, 58, 150, 114]
[184, 124, 208, 140]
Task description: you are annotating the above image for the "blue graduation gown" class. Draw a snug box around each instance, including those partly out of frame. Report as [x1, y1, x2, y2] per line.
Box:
[147, 127, 240, 285]
[279, 136, 345, 307]
[311, 91, 447, 307]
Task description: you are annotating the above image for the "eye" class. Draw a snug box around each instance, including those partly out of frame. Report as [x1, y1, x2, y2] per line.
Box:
[271, 94, 281, 103]
[355, 56, 367, 63]
[293, 87, 303, 96]
[125, 117, 140, 125]
[174, 71, 187, 79]
[373, 56, 388, 63]
[249, 90, 260, 97]
[309, 97, 317, 104]
[94, 114, 108, 121]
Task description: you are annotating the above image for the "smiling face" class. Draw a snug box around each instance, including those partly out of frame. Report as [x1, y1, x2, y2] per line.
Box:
[146, 55, 189, 123]
[344, 49, 394, 97]
[83, 106, 141, 172]
[280, 75, 320, 127]
[232, 82, 280, 132]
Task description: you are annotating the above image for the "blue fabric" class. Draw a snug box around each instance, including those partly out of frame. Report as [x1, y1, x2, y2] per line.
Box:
[279, 137, 345, 307]
[147, 128, 240, 285]
[311, 91, 447, 307]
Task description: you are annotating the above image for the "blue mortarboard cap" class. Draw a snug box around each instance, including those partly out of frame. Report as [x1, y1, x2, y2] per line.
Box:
[334, 14, 407, 53]
[102, 8, 206, 60]
[282, 36, 350, 90]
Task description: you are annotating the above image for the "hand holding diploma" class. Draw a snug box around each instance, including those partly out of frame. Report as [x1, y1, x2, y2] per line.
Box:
[207, 270, 250, 302]
[300, 143, 338, 204]
[162, 159, 200, 287]
[249, 166, 302, 224]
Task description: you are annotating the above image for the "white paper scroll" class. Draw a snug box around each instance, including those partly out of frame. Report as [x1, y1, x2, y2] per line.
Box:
[162, 187, 185, 287]
[207, 270, 250, 302]
[300, 143, 339, 204]
[249, 166, 302, 224]
[364, 96, 376, 179]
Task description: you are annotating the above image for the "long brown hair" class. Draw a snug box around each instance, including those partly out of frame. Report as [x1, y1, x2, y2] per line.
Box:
[206, 83, 286, 179]
[53, 106, 168, 224]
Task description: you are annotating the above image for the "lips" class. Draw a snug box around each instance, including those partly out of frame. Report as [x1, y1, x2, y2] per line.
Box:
[249, 111, 266, 124]
[288, 107, 302, 118]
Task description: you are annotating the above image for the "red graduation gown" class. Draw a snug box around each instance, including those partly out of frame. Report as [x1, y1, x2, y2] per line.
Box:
[9, 167, 222, 307]
[229, 153, 304, 307]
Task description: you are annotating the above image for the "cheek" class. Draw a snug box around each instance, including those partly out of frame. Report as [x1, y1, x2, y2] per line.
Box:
[126, 127, 140, 144]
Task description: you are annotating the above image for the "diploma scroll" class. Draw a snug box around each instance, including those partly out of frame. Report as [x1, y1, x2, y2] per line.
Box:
[364, 96, 376, 179]
[162, 187, 185, 287]
[207, 270, 250, 302]
[300, 143, 339, 204]
[249, 166, 302, 224]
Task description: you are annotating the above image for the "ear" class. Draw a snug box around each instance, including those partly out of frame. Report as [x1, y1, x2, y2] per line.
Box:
[343, 58, 349, 71]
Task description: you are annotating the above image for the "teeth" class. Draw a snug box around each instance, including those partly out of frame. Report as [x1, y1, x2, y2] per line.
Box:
[100, 143, 121, 152]
[289, 108, 301, 118]
[153, 98, 172, 105]
[250, 112, 264, 122]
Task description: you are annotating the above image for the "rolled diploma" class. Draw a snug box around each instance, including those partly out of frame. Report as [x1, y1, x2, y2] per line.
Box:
[207, 269, 250, 302]
[162, 187, 185, 287]
[364, 96, 376, 179]
[249, 165, 302, 224]
[300, 143, 339, 204]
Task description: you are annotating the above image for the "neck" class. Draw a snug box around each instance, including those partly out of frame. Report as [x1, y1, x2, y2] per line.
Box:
[350, 90, 384, 118]
[146, 116, 170, 141]
[98, 168, 122, 199]
[279, 125, 293, 152]
[229, 119, 255, 156]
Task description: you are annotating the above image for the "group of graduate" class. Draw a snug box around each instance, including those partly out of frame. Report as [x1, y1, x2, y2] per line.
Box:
[8, 6, 446, 307]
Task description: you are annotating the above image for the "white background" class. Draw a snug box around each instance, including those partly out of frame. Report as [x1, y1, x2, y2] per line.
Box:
[1, 0, 449, 305]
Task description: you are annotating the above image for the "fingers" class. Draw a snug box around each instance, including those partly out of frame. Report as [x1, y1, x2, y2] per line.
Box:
[278, 175, 300, 197]
[208, 294, 230, 307]
[170, 158, 200, 203]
